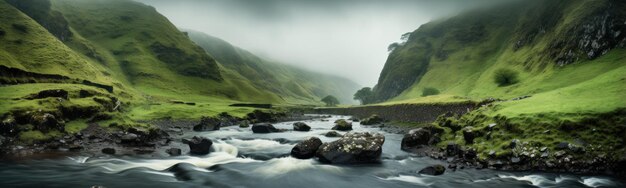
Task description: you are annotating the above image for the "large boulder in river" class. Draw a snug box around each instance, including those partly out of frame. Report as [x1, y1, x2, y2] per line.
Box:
[291, 137, 323, 159]
[293, 122, 311, 132]
[251, 123, 281, 133]
[418, 164, 446, 175]
[316, 132, 385, 164]
[360, 115, 383, 125]
[401, 128, 438, 151]
[331, 119, 352, 131]
[193, 116, 221, 131]
[183, 136, 213, 155]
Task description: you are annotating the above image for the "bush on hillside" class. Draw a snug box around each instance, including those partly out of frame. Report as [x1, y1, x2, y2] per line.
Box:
[493, 68, 519, 86]
[422, 87, 440, 97]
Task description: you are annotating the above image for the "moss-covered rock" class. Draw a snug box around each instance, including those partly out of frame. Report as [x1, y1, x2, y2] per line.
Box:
[332, 119, 352, 131]
[360, 114, 383, 125]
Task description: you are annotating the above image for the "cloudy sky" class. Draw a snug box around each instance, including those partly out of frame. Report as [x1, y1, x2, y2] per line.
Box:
[136, 0, 501, 86]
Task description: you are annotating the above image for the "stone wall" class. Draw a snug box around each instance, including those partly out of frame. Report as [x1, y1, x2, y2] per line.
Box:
[312, 102, 479, 123]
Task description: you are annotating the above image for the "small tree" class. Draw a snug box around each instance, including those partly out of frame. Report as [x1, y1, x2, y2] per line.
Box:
[493, 68, 519, 86]
[353, 87, 374, 105]
[422, 87, 440, 97]
[321, 95, 340, 106]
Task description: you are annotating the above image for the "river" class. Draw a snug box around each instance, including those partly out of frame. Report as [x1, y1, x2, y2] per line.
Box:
[0, 115, 622, 188]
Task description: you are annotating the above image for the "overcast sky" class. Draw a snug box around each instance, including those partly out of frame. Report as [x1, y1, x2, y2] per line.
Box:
[136, 0, 502, 86]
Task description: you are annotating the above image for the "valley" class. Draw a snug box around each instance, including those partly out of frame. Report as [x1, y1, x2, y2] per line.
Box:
[0, 0, 625, 187]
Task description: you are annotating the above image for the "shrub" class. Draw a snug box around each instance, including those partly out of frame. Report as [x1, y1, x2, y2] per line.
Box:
[493, 68, 519, 86]
[0, 28, 5, 36]
[422, 87, 440, 96]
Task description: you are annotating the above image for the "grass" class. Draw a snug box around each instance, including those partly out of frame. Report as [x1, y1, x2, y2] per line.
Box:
[19, 130, 62, 143]
[0, 1, 113, 84]
[0, 83, 109, 114]
[64, 119, 88, 134]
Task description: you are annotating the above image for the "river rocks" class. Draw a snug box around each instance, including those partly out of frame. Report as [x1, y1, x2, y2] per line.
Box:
[251, 123, 281, 133]
[464, 148, 477, 160]
[183, 136, 213, 155]
[555, 150, 567, 158]
[291, 137, 323, 159]
[293, 122, 311, 132]
[193, 117, 221, 131]
[239, 120, 250, 128]
[120, 133, 139, 144]
[316, 132, 385, 164]
[511, 157, 521, 164]
[510, 139, 520, 149]
[167, 163, 204, 181]
[447, 142, 463, 157]
[324, 131, 342, 137]
[462, 127, 475, 144]
[167, 148, 182, 156]
[331, 119, 352, 131]
[25, 89, 69, 100]
[418, 164, 446, 175]
[101, 148, 115, 155]
[556, 142, 570, 150]
[401, 128, 432, 151]
[360, 115, 383, 125]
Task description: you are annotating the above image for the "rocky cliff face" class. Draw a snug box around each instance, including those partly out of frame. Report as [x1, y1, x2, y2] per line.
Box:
[548, 1, 626, 65]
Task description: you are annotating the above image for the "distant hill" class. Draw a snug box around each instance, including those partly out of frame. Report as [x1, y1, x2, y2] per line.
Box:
[187, 30, 361, 104]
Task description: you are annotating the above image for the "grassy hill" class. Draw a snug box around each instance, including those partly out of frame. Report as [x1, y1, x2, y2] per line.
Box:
[374, 0, 625, 111]
[369, 0, 626, 160]
[0, 0, 359, 143]
[187, 30, 361, 105]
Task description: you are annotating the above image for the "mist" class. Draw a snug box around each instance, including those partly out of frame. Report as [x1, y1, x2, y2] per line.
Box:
[136, 0, 506, 86]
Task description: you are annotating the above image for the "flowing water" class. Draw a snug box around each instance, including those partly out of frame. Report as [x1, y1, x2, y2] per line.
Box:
[0, 115, 622, 188]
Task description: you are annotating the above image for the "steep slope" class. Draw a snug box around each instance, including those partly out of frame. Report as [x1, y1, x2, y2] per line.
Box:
[48, 0, 293, 105]
[187, 31, 361, 104]
[367, 0, 626, 167]
[0, 0, 111, 84]
[374, 0, 625, 111]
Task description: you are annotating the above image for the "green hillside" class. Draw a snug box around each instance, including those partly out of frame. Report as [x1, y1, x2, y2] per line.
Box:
[0, 0, 361, 143]
[370, 0, 626, 159]
[374, 0, 625, 110]
[187, 30, 361, 104]
[0, 0, 111, 84]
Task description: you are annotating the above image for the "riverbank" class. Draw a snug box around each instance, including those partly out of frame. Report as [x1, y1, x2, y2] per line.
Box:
[0, 110, 320, 160]
[0, 114, 622, 188]
[315, 100, 626, 180]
